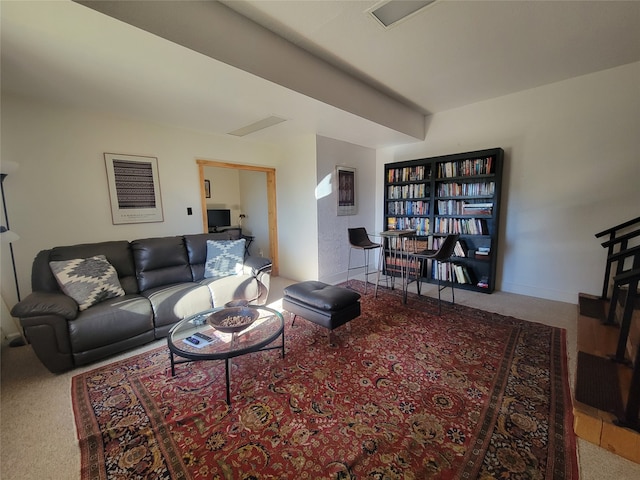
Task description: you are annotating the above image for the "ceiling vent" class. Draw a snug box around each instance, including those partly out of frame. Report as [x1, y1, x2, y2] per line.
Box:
[227, 116, 287, 137]
[368, 0, 437, 29]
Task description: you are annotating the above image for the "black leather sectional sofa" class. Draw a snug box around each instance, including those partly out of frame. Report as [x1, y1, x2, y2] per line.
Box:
[11, 232, 272, 373]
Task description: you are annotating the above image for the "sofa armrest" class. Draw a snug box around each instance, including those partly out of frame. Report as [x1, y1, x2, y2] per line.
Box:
[243, 256, 272, 276]
[242, 256, 271, 305]
[10, 297, 76, 373]
[11, 292, 78, 321]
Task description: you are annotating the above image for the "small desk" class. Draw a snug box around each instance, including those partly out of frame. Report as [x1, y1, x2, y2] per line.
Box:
[241, 235, 254, 257]
[376, 230, 416, 300]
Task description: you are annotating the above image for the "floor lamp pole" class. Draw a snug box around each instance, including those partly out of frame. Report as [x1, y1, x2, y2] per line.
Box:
[1, 172, 25, 347]
[0, 174, 20, 302]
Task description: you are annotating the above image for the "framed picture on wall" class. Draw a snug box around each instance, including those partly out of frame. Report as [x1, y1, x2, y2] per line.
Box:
[204, 179, 211, 198]
[104, 153, 164, 224]
[337, 166, 356, 216]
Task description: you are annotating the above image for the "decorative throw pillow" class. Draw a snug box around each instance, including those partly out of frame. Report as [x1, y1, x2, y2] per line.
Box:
[49, 255, 125, 311]
[204, 239, 246, 279]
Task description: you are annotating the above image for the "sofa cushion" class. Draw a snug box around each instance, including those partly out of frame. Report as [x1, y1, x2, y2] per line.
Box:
[204, 239, 246, 279]
[68, 294, 154, 352]
[132, 236, 193, 291]
[201, 274, 260, 307]
[140, 282, 213, 332]
[36, 241, 138, 294]
[184, 232, 241, 281]
[49, 255, 125, 311]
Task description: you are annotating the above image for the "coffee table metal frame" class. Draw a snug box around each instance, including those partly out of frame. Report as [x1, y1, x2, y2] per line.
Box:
[167, 305, 285, 405]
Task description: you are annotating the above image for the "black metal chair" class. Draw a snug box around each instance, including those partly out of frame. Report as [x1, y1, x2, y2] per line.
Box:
[407, 234, 460, 313]
[347, 227, 382, 294]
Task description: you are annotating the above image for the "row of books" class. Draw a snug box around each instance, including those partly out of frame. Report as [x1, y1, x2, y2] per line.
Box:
[437, 156, 494, 179]
[435, 263, 490, 288]
[387, 165, 430, 183]
[443, 239, 491, 259]
[387, 217, 429, 235]
[387, 201, 429, 216]
[434, 217, 488, 235]
[385, 257, 490, 288]
[388, 183, 428, 200]
[385, 236, 427, 252]
[462, 202, 493, 215]
[437, 181, 495, 197]
[428, 262, 475, 285]
[437, 200, 493, 216]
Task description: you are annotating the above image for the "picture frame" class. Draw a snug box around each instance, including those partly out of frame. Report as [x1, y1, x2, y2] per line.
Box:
[104, 153, 164, 224]
[337, 166, 357, 216]
[204, 179, 211, 198]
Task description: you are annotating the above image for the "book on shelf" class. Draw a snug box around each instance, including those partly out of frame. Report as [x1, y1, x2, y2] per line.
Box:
[388, 200, 428, 216]
[454, 265, 467, 284]
[437, 181, 495, 197]
[437, 156, 495, 179]
[434, 217, 488, 235]
[386, 218, 397, 231]
[388, 165, 429, 183]
[448, 264, 475, 284]
[462, 202, 493, 216]
[476, 276, 490, 288]
[453, 239, 467, 257]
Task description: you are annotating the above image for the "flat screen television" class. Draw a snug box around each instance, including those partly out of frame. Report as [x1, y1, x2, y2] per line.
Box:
[207, 209, 232, 231]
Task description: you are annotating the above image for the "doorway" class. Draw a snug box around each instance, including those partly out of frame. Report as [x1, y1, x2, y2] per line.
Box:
[197, 159, 279, 276]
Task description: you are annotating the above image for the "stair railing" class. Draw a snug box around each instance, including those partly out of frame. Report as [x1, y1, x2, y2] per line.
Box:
[609, 263, 640, 433]
[595, 216, 640, 299]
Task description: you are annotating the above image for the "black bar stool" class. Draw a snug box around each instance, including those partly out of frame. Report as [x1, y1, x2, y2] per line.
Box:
[347, 227, 382, 294]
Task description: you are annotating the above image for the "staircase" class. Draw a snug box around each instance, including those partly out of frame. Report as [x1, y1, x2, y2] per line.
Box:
[574, 217, 640, 464]
[575, 296, 640, 463]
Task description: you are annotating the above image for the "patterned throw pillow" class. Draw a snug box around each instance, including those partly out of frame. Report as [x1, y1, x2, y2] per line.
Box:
[204, 239, 246, 279]
[49, 255, 125, 311]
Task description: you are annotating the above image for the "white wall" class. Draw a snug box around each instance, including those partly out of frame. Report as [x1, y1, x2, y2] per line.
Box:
[204, 166, 241, 219]
[203, 166, 270, 257]
[0, 94, 296, 336]
[2, 59, 637, 341]
[239, 170, 269, 257]
[274, 135, 319, 281]
[377, 62, 640, 303]
[315, 136, 377, 284]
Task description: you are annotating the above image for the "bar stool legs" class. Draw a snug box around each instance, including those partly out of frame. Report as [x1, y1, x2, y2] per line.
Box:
[347, 228, 383, 295]
[347, 246, 377, 294]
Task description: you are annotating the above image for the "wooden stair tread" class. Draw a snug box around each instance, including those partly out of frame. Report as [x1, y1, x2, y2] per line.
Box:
[575, 304, 640, 464]
[577, 312, 621, 356]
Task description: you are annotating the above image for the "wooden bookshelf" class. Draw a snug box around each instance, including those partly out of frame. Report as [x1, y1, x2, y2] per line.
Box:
[383, 148, 504, 294]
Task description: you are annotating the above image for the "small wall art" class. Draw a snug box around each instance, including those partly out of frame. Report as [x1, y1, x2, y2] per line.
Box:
[104, 153, 164, 224]
[337, 166, 356, 216]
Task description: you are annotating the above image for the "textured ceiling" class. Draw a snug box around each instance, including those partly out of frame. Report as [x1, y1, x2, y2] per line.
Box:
[224, 0, 640, 114]
[2, 0, 639, 148]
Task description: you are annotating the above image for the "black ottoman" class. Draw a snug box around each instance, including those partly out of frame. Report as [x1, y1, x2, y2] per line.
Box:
[283, 281, 361, 335]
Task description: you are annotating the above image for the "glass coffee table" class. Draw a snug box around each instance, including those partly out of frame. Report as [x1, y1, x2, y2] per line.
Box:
[167, 305, 285, 405]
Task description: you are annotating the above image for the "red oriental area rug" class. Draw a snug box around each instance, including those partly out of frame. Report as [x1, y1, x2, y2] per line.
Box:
[72, 282, 578, 479]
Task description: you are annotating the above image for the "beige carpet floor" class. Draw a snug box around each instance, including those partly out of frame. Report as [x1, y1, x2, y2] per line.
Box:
[2, 276, 639, 479]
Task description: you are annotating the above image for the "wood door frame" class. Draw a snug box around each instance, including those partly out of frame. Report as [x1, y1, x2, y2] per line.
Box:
[197, 159, 279, 276]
